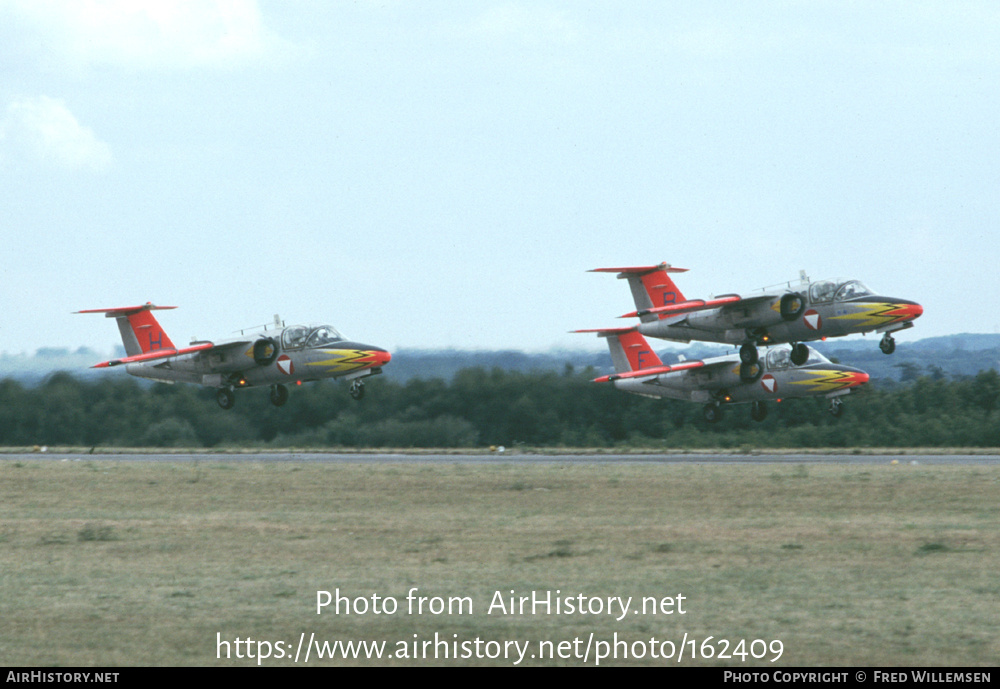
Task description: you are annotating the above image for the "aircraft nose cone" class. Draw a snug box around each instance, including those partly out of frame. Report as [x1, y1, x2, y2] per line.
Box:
[361, 346, 391, 367]
[889, 298, 923, 320]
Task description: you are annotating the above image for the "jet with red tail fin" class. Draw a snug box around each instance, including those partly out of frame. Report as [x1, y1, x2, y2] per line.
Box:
[77, 303, 390, 409]
[590, 264, 922, 382]
[576, 326, 869, 422]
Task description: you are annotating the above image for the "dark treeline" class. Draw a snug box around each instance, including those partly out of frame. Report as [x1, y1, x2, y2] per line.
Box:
[1, 367, 998, 449]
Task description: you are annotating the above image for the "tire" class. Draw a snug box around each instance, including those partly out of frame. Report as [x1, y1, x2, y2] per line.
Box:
[216, 388, 235, 410]
[703, 403, 722, 423]
[790, 342, 809, 366]
[740, 343, 759, 364]
[751, 401, 768, 422]
[270, 384, 289, 407]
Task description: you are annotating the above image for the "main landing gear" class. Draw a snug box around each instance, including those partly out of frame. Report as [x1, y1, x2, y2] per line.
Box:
[216, 383, 290, 410]
[704, 400, 769, 423]
[270, 384, 289, 407]
[740, 341, 809, 381]
[790, 342, 809, 365]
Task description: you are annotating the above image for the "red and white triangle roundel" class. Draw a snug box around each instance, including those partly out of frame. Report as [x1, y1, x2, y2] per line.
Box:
[761, 374, 777, 394]
[803, 309, 822, 331]
[276, 354, 295, 375]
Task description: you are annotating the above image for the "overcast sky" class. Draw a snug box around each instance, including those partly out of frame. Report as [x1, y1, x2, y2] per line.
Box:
[1, 1, 997, 358]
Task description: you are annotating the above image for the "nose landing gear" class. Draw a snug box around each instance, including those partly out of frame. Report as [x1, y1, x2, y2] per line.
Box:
[702, 402, 722, 423]
[349, 380, 366, 400]
[216, 387, 235, 410]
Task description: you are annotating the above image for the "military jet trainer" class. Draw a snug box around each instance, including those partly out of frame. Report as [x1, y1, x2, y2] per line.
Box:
[77, 303, 390, 409]
[591, 263, 922, 381]
[579, 327, 870, 422]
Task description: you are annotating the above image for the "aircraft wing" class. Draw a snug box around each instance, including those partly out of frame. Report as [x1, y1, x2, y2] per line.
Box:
[620, 293, 773, 319]
[593, 360, 705, 383]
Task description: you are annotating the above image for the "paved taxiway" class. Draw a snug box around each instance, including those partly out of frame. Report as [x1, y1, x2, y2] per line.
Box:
[4, 452, 999, 465]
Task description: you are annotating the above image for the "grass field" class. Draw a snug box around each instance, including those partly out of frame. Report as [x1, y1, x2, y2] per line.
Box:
[1, 458, 997, 666]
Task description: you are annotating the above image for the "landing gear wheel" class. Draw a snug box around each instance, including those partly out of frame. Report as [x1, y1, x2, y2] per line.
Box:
[270, 384, 289, 407]
[703, 403, 722, 423]
[740, 343, 759, 365]
[216, 388, 235, 410]
[751, 400, 768, 422]
[349, 380, 365, 401]
[829, 398, 845, 418]
[879, 333, 896, 355]
[790, 342, 809, 366]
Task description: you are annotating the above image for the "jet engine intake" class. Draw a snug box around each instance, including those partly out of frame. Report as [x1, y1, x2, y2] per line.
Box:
[780, 292, 806, 321]
[253, 337, 279, 366]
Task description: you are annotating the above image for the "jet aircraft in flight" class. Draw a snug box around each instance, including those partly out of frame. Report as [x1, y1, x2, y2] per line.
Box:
[77, 303, 390, 409]
[591, 264, 922, 381]
[578, 327, 870, 422]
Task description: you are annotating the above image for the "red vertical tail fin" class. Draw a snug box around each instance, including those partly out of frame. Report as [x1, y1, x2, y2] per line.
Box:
[612, 328, 663, 372]
[575, 326, 663, 373]
[590, 263, 688, 322]
[75, 303, 177, 356]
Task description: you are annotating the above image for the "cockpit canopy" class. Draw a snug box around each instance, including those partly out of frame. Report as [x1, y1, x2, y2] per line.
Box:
[809, 279, 874, 304]
[282, 324, 344, 350]
[765, 344, 829, 370]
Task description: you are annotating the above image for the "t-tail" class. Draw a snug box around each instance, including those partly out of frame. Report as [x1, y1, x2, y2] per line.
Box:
[576, 326, 704, 382]
[75, 303, 177, 356]
[603, 327, 664, 374]
[589, 263, 688, 323]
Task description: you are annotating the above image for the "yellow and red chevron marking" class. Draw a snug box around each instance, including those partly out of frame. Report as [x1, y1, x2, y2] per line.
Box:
[306, 349, 386, 374]
[830, 302, 923, 330]
[789, 369, 870, 393]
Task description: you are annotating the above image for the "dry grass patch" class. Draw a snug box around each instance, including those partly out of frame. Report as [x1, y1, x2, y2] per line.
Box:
[0, 460, 997, 665]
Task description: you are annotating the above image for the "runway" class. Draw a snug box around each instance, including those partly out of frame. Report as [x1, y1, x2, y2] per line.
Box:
[5, 451, 1000, 465]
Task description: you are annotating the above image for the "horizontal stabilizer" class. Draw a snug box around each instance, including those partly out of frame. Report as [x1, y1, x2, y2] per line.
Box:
[92, 342, 214, 368]
[594, 360, 705, 383]
[75, 303, 177, 317]
[572, 327, 637, 337]
[77, 302, 178, 357]
[620, 294, 742, 319]
[589, 263, 687, 277]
